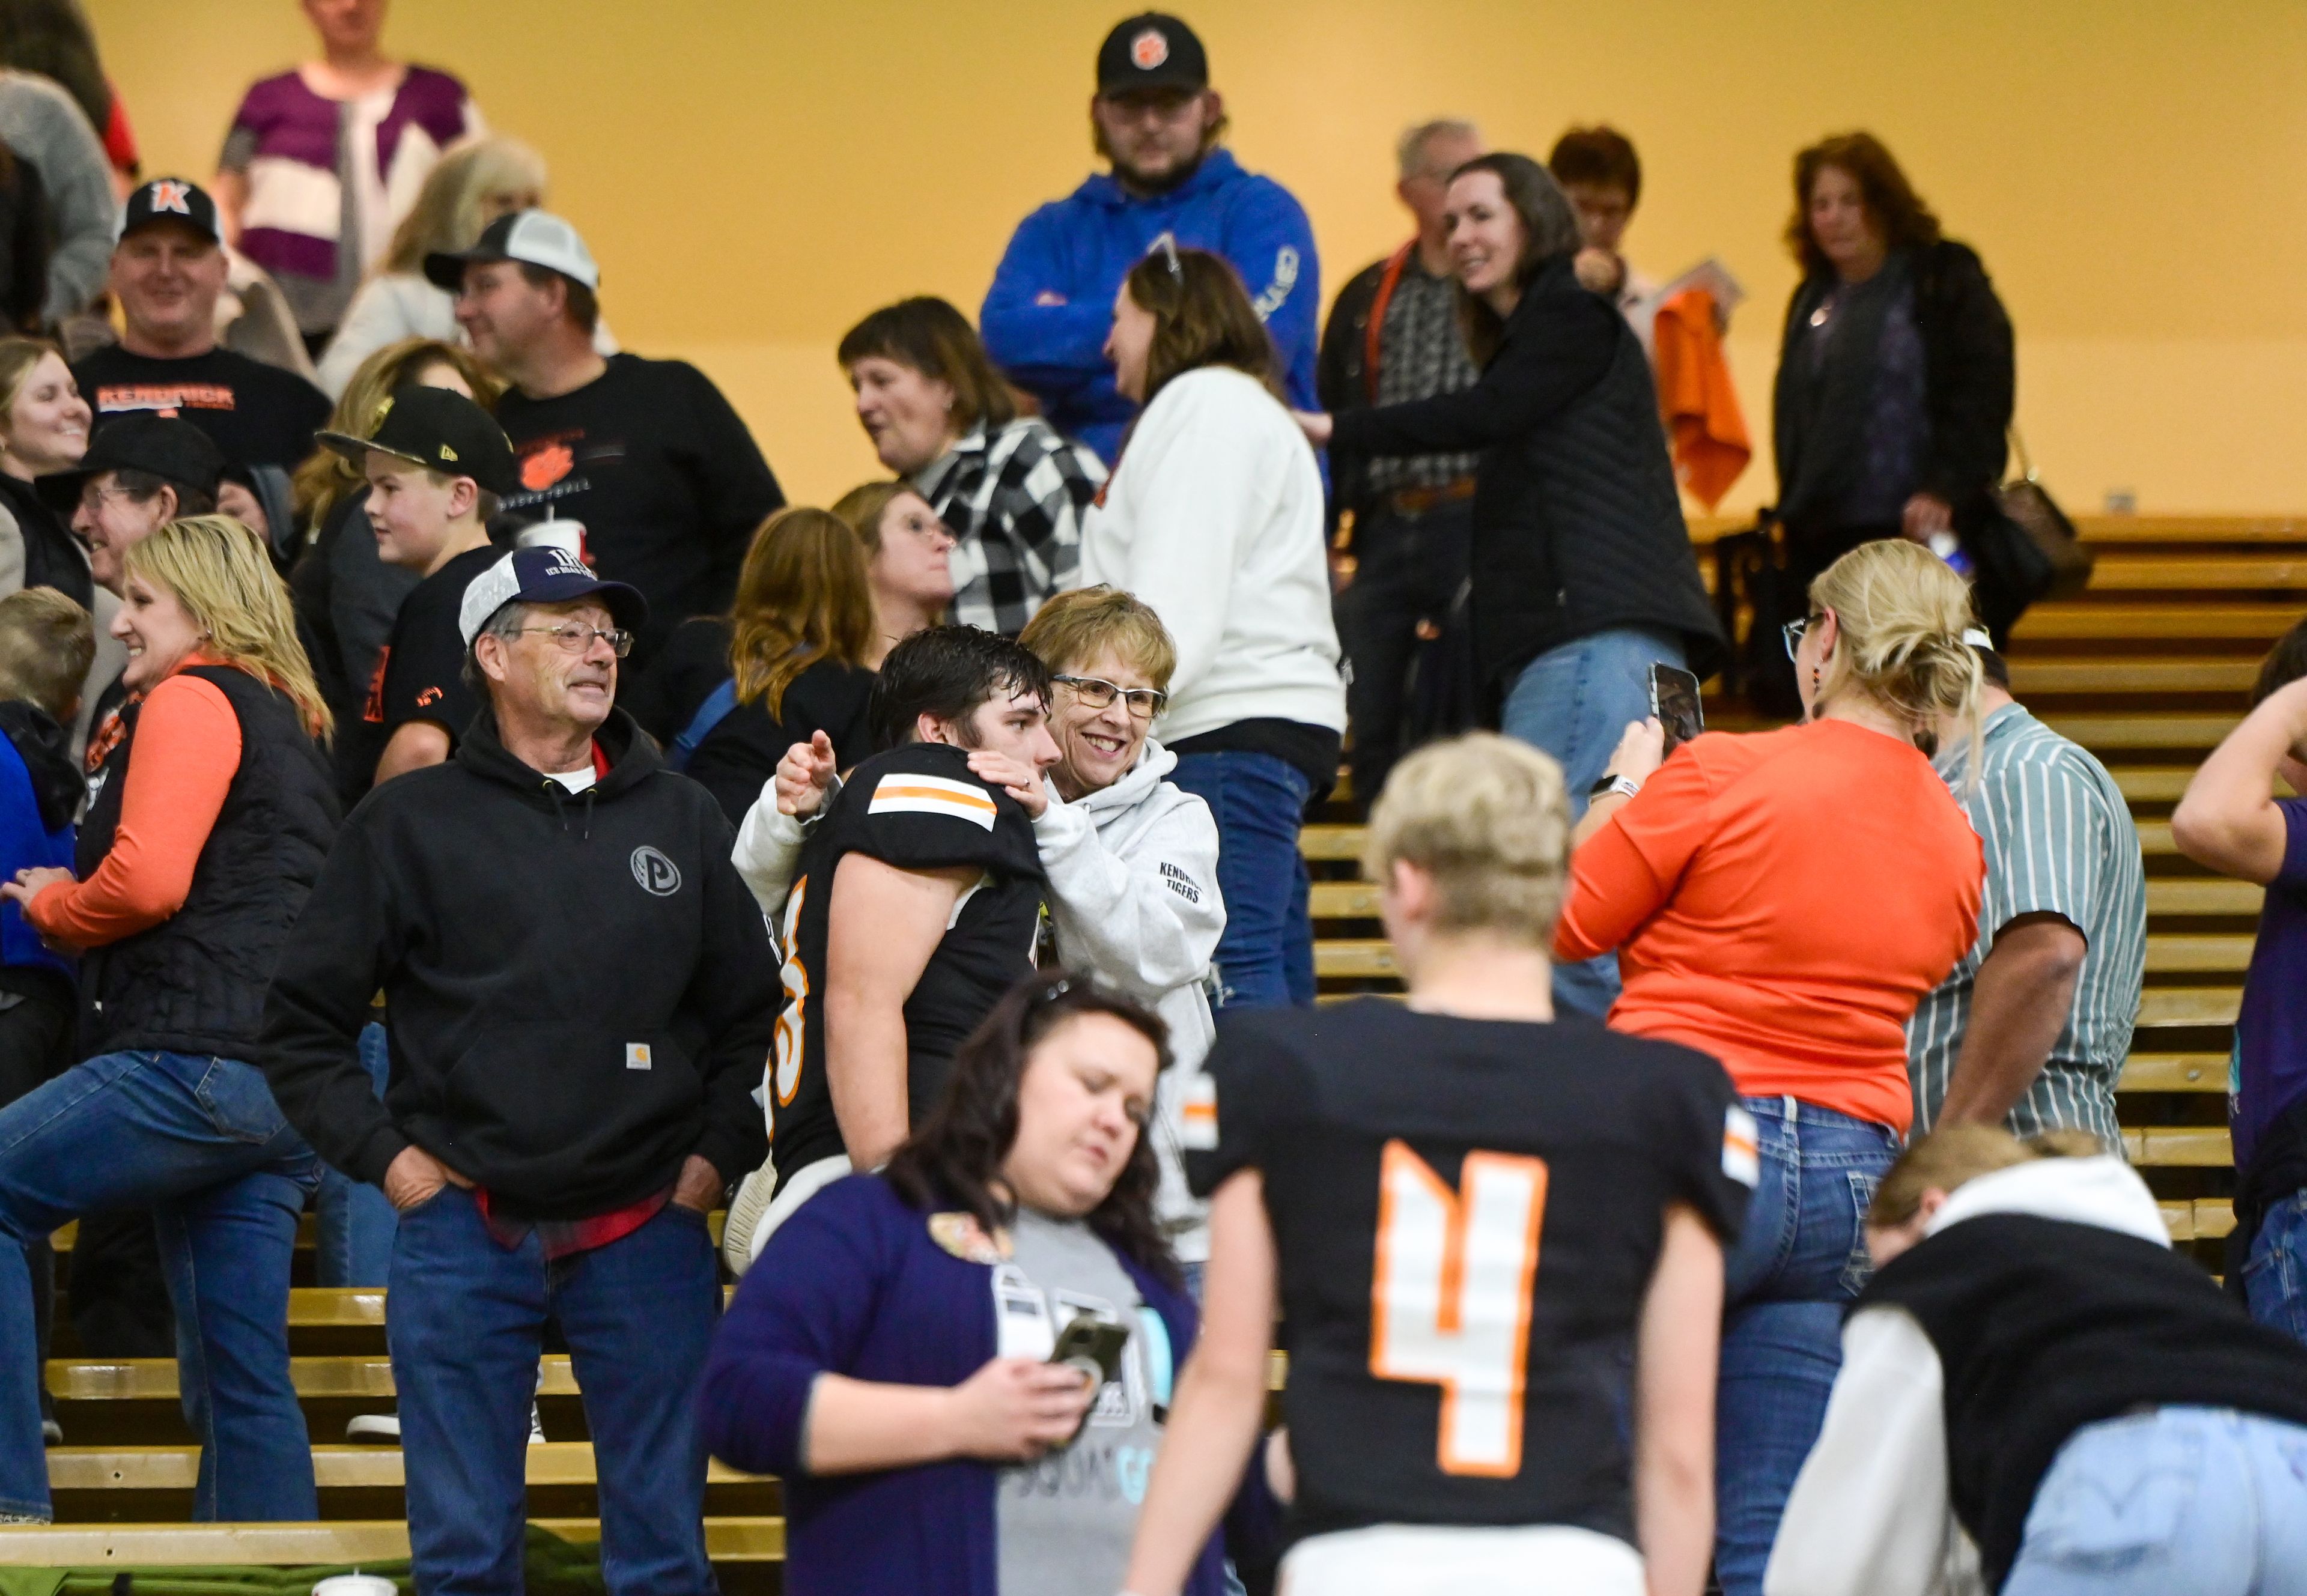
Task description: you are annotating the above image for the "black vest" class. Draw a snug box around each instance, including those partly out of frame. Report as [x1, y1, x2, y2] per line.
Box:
[1470, 266, 1724, 687]
[78, 665, 338, 1058]
[1862, 1212, 2307, 1589]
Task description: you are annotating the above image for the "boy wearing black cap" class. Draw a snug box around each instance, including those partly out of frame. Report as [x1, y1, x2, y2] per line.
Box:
[316, 386, 517, 795]
[981, 12, 1320, 464]
[74, 177, 329, 478]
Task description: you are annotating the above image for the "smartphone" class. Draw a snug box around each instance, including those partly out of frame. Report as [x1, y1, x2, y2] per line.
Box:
[1049, 1314, 1131, 1388]
[1650, 664, 1704, 756]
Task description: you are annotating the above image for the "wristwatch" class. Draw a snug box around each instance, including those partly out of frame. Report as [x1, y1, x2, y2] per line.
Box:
[1588, 772, 1642, 802]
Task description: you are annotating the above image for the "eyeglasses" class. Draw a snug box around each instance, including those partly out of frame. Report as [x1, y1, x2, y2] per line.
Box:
[1782, 613, 1825, 661]
[77, 484, 141, 513]
[517, 624, 633, 658]
[1054, 673, 1168, 720]
[1150, 233, 1183, 282]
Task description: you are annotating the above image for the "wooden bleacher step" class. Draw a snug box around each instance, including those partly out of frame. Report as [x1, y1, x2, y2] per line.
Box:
[0, 1520, 785, 1567]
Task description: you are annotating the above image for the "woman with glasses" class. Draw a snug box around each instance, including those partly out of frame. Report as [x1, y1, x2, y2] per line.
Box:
[1078, 244, 1343, 1011]
[1549, 536, 1986, 1596]
[0, 515, 338, 1523]
[704, 972, 1237, 1596]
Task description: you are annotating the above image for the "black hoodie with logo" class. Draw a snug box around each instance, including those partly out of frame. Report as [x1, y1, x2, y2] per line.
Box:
[258, 703, 777, 1219]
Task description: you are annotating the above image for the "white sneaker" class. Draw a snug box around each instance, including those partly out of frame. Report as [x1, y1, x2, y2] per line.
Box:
[721, 1161, 777, 1277]
[40, 1418, 61, 1446]
[529, 1400, 546, 1446]
[346, 1411, 400, 1443]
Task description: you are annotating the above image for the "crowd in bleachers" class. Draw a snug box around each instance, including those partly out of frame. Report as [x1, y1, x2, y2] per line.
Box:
[0, 4, 2303, 1595]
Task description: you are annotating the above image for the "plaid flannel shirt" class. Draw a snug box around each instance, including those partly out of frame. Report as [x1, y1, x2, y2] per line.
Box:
[916, 417, 1103, 637]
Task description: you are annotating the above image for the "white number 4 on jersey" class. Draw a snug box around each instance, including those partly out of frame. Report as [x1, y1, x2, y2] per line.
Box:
[1369, 1139, 1548, 1477]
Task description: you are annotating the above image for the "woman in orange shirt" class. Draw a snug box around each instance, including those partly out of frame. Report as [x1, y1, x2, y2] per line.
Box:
[1554, 536, 1984, 1596]
[0, 516, 337, 1526]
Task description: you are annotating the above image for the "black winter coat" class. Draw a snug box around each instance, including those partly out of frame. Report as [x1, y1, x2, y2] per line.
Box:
[258, 705, 777, 1218]
[1331, 255, 1724, 686]
[1772, 239, 2016, 532]
[79, 665, 338, 1059]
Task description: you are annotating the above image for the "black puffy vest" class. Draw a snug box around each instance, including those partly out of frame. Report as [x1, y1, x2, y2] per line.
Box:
[78, 665, 338, 1058]
[1470, 268, 1725, 686]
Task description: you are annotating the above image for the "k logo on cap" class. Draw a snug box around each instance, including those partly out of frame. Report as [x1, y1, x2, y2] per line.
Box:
[1131, 28, 1168, 68]
[147, 180, 192, 215]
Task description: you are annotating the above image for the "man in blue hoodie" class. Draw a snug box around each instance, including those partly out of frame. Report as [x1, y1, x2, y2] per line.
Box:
[982, 12, 1319, 464]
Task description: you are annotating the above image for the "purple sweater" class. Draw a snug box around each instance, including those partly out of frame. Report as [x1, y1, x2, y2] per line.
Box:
[701, 1173, 1231, 1596]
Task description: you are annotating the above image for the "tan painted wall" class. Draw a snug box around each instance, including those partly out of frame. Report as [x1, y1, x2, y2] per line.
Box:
[89, 0, 2307, 512]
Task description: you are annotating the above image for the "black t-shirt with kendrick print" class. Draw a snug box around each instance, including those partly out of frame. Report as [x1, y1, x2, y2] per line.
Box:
[76, 344, 330, 470]
[1186, 999, 1753, 1548]
[495, 354, 783, 664]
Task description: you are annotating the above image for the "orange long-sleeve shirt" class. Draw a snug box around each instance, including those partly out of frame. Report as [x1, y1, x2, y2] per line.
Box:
[1555, 718, 1983, 1132]
[27, 660, 242, 951]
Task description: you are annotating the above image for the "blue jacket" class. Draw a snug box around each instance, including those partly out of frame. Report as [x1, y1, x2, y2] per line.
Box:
[982, 149, 1320, 464]
[701, 1173, 1230, 1596]
[0, 709, 74, 982]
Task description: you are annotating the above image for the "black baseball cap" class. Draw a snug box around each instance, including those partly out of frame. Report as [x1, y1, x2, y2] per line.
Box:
[118, 177, 222, 246]
[317, 386, 518, 496]
[458, 544, 647, 647]
[423, 209, 601, 294]
[38, 414, 225, 512]
[1096, 13, 1208, 94]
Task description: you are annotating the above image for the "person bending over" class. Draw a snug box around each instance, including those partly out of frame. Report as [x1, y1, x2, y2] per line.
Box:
[1769, 1124, 2307, 1596]
[1123, 733, 1749, 1596]
[735, 625, 1056, 1249]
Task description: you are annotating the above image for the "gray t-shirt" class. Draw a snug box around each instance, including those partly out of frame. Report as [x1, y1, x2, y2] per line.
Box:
[993, 1208, 1172, 1596]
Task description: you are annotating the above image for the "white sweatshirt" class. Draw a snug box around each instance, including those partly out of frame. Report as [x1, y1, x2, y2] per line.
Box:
[1763, 1156, 2171, 1596]
[1077, 366, 1345, 742]
[1032, 741, 1226, 1261]
[727, 745, 1227, 1258]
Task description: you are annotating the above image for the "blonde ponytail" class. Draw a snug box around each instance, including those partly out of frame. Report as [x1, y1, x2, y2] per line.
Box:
[1809, 538, 1984, 768]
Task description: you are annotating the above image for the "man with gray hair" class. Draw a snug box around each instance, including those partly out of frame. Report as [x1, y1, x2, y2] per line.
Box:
[1316, 118, 1483, 812]
[260, 543, 779, 1596]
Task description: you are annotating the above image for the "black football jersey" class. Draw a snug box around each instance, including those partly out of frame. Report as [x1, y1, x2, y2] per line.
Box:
[1184, 998, 1754, 1545]
[769, 742, 1044, 1187]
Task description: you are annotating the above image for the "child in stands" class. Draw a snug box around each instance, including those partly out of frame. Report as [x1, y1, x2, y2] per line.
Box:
[0, 587, 92, 1446]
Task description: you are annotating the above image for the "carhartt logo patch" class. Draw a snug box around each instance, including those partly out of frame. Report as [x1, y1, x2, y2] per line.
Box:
[630, 845, 681, 896]
[626, 1043, 652, 1070]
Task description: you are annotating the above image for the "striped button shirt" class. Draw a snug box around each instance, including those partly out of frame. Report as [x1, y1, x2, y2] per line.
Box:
[1907, 703, 2148, 1146]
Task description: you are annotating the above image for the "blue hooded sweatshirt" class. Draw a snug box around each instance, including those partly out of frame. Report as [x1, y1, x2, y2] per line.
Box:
[982, 148, 1319, 464]
[0, 703, 76, 983]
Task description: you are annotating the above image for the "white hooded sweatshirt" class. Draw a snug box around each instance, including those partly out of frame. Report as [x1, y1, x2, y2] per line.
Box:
[1763, 1155, 2171, 1596]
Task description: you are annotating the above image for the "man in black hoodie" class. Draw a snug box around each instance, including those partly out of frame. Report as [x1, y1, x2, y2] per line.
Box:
[260, 544, 777, 1596]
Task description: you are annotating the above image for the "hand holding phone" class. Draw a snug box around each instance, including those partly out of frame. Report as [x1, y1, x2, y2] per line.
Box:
[1649, 664, 1705, 756]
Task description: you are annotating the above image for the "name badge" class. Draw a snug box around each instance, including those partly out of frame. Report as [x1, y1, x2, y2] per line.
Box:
[992, 1264, 1054, 1361]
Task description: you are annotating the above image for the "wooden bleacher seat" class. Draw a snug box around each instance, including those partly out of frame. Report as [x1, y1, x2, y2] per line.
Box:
[0, 1520, 786, 1568]
[44, 1441, 768, 1491]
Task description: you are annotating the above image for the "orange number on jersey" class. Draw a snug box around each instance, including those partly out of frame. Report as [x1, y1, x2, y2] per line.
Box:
[1369, 1139, 1548, 1477]
[770, 876, 810, 1113]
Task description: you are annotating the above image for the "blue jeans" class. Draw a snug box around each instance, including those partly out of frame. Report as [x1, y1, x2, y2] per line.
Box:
[0, 1047, 321, 1521]
[1170, 750, 1315, 1009]
[314, 1021, 397, 1287]
[2243, 1190, 2307, 1344]
[2004, 1407, 2307, 1595]
[391, 1186, 720, 1596]
[1714, 1096, 1900, 1596]
[1498, 627, 1685, 1018]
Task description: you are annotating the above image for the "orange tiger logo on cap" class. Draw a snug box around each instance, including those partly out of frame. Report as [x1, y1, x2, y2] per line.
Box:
[1131, 27, 1168, 68]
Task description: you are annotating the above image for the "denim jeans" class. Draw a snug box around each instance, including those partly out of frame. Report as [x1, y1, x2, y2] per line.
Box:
[1713, 1095, 1901, 1596]
[0, 1047, 321, 1521]
[314, 1021, 397, 1287]
[1170, 750, 1315, 1009]
[2242, 1189, 2307, 1344]
[1498, 626, 1685, 1018]
[391, 1186, 721, 1596]
[2003, 1407, 2307, 1596]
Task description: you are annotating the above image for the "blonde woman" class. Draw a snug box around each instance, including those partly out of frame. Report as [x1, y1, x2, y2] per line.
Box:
[1123, 733, 1747, 1596]
[314, 136, 616, 397]
[829, 479, 955, 667]
[0, 515, 336, 1525]
[1554, 535, 1987, 1596]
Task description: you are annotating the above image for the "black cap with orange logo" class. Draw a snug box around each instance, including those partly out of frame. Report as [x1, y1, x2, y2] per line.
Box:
[1096, 13, 1208, 94]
